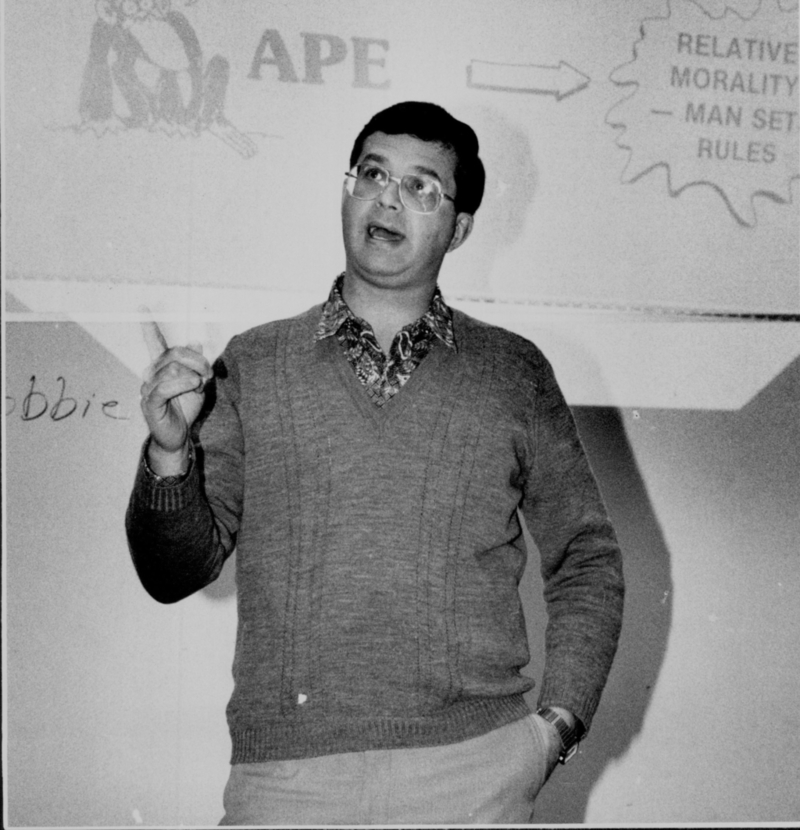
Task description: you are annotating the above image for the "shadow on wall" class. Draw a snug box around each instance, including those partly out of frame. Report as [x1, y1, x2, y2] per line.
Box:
[524, 406, 674, 824]
[203, 548, 237, 599]
[443, 103, 538, 295]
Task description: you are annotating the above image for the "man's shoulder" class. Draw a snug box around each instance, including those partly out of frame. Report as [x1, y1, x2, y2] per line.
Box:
[451, 307, 549, 368]
[228, 303, 323, 353]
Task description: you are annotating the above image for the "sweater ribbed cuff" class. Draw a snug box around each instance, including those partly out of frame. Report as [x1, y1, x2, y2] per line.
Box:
[134, 440, 199, 513]
[536, 677, 601, 735]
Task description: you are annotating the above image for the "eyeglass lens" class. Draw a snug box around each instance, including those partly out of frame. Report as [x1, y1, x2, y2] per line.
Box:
[348, 164, 442, 213]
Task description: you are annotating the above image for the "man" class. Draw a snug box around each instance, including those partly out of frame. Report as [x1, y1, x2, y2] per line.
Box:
[126, 101, 624, 825]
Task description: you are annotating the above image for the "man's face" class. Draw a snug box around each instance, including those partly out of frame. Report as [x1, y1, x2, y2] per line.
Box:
[341, 132, 472, 294]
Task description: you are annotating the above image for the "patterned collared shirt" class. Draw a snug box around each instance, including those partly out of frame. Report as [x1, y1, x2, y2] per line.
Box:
[314, 274, 457, 407]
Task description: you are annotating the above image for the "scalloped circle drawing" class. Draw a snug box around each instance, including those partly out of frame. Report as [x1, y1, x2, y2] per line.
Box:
[607, 0, 799, 226]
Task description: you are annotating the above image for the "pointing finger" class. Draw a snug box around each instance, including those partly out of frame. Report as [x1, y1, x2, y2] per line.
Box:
[140, 312, 169, 362]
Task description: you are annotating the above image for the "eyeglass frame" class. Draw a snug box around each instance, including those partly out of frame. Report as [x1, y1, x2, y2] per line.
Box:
[344, 162, 456, 215]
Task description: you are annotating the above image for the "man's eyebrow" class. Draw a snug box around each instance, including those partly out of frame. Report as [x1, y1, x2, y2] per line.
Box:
[412, 164, 443, 182]
[361, 152, 388, 165]
[360, 152, 444, 182]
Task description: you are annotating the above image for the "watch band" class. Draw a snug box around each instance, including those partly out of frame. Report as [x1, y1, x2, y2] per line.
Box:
[536, 707, 581, 764]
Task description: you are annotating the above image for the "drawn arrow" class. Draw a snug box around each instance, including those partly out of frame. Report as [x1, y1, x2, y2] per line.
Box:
[467, 60, 590, 100]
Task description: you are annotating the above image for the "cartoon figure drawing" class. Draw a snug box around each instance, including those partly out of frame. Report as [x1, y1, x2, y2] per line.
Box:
[79, 0, 257, 157]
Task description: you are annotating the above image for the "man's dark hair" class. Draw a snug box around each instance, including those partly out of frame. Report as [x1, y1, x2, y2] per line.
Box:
[349, 101, 485, 215]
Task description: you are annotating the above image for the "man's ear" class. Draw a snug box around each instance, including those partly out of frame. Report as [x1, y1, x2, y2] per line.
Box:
[447, 212, 474, 253]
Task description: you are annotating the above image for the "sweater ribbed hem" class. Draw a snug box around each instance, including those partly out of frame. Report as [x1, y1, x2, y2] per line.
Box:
[229, 694, 531, 763]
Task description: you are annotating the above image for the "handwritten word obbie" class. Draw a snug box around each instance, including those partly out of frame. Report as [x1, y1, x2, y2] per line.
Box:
[6, 376, 129, 422]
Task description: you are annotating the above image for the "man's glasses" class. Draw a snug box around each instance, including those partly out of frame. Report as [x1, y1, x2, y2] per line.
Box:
[344, 162, 455, 215]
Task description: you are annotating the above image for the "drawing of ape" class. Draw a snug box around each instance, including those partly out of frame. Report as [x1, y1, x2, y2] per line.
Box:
[79, 0, 256, 157]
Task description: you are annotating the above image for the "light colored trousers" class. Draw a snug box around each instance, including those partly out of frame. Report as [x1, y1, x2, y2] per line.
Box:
[219, 713, 560, 826]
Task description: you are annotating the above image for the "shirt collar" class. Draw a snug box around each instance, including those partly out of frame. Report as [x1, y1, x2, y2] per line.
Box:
[315, 273, 457, 351]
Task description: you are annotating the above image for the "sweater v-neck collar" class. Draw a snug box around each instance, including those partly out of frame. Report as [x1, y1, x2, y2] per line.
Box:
[320, 332, 460, 432]
[315, 275, 457, 409]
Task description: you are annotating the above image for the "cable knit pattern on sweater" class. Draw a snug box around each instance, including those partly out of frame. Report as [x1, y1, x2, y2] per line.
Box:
[126, 304, 624, 763]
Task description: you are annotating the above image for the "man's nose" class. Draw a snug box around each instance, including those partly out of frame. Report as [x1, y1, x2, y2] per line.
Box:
[376, 176, 403, 210]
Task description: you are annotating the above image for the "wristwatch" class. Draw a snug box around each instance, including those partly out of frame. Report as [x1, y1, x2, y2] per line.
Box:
[536, 707, 583, 764]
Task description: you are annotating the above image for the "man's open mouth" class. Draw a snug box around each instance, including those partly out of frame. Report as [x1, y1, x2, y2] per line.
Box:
[368, 223, 404, 242]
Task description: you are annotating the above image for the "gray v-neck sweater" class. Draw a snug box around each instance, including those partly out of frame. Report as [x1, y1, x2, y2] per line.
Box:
[126, 304, 624, 763]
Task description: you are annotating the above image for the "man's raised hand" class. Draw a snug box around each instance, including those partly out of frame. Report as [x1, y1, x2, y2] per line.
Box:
[139, 320, 213, 476]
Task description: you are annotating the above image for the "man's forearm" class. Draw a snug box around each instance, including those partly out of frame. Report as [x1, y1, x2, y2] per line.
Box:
[126, 445, 228, 603]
